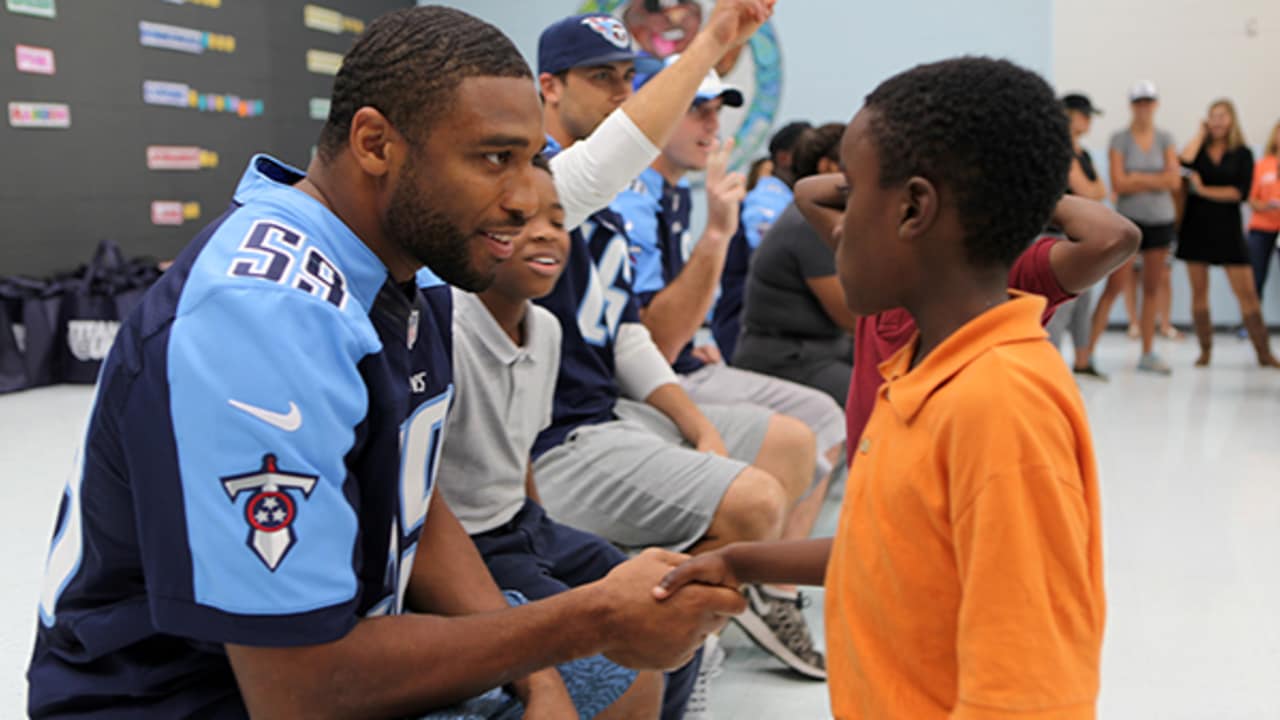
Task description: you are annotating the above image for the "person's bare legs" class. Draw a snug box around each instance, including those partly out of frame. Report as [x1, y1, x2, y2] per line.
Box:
[1158, 262, 1180, 339]
[687, 466, 788, 556]
[1186, 262, 1212, 366]
[1124, 260, 1141, 338]
[781, 442, 840, 543]
[596, 671, 663, 720]
[1087, 256, 1135, 359]
[1138, 248, 1172, 373]
[1226, 264, 1280, 367]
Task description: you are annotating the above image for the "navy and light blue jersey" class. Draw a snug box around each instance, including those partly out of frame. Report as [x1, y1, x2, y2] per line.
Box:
[532, 137, 642, 459]
[611, 167, 706, 374]
[712, 178, 793, 358]
[28, 155, 454, 718]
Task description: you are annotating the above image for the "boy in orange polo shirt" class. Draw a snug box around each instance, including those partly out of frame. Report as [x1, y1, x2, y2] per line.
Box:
[654, 57, 1107, 719]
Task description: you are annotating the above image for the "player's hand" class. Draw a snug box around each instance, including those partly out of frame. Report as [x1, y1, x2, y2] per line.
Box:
[703, 0, 776, 51]
[694, 424, 728, 457]
[691, 343, 723, 366]
[596, 549, 745, 670]
[652, 548, 744, 602]
[705, 139, 747, 244]
[519, 670, 575, 720]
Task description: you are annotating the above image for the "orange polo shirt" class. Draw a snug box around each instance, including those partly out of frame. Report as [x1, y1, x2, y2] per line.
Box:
[1249, 154, 1280, 232]
[825, 292, 1105, 720]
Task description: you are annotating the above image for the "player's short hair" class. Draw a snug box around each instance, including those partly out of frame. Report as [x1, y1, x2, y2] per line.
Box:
[864, 57, 1071, 267]
[791, 122, 845, 180]
[318, 6, 531, 162]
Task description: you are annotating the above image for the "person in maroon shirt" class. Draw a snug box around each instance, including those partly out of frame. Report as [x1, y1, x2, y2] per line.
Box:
[793, 173, 1141, 458]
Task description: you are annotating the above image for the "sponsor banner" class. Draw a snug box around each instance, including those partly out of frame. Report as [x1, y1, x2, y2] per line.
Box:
[139, 21, 236, 55]
[9, 101, 69, 128]
[303, 4, 363, 34]
[146, 145, 219, 171]
[15, 44, 55, 74]
[151, 201, 202, 226]
[144, 80, 264, 117]
[161, 0, 220, 7]
[6, 0, 55, 19]
[305, 49, 343, 76]
[308, 97, 330, 121]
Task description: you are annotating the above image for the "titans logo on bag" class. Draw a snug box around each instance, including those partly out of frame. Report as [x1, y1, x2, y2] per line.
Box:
[221, 454, 317, 571]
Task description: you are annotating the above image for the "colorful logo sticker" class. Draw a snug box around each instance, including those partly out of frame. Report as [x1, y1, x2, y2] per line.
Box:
[139, 21, 235, 55]
[9, 101, 69, 128]
[161, 0, 221, 8]
[146, 145, 218, 171]
[578, 0, 781, 171]
[15, 44, 55, 74]
[151, 201, 201, 226]
[308, 97, 330, 121]
[305, 49, 343, 76]
[6, 0, 55, 19]
[303, 4, 363, 35]
[143, 80, 263, 117]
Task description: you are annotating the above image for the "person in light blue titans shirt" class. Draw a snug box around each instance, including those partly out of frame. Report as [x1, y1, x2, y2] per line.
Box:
[26, 8, 744, 720]
[711, 121, 811, 357]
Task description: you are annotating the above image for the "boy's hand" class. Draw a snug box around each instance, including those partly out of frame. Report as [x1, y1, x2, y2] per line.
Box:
[596, 549, 745, 670]
[705, 139, 747, 243]
[694, 424, 728, 457]
[691, 344, 723, 365]
[702, 0, 777, 52]
[652, 548, 743, 601]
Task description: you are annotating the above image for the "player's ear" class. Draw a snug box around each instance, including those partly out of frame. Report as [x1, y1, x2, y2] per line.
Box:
[899, 176, 937, 240]
[348, 107, 402, 178]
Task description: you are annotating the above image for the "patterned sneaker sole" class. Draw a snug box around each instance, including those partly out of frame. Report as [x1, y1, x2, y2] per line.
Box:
[731, 610, 828, 681]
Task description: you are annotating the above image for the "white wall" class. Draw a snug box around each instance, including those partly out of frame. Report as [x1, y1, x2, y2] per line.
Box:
[1054, 0, 1280, 324]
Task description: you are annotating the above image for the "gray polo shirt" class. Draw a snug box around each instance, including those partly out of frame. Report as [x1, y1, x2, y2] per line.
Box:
[1111, 128, 1177, 225]
[438, 288, 562, 535]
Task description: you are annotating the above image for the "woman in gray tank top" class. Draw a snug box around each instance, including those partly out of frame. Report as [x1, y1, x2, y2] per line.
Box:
[1083, 81, 1181, 375]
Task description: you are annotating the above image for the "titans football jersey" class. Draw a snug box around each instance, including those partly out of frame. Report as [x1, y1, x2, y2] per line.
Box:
[28, 155, 454, 718]
[531, 137, 642, 459]
[711, 177, 793, 359]
[611, 167, 708, 374]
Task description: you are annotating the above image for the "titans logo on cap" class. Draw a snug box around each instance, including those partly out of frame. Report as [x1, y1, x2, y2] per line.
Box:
[581, 15, 631, 49]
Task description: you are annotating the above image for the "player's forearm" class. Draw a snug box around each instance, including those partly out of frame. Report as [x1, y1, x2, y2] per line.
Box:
[723, 539, 832, 587]
[622, 31, 731, 149]
[645, 383, 714, 445]
[405, 492, 509, 617]
[229, 589, 611, 719]
[641, 241, 728, 361]
[794, 174, 846, 250]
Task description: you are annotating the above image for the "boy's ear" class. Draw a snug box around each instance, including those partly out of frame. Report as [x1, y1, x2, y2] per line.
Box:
[899, 176, 938, 240]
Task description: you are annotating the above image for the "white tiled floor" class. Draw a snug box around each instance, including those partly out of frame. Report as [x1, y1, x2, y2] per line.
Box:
[2, 333, 1279, 718]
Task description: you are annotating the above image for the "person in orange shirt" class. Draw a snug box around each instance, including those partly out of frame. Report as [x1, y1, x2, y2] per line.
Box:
[1247, 119, 1280, 301]
[653, 57, 1107, 719]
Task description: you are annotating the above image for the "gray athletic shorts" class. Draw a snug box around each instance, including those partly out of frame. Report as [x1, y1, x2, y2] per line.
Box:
[679, 363, 846, 479]
[534, 399, 771, 552]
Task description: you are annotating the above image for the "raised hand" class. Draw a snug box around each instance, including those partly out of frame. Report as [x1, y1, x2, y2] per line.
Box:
[703, 0, 777, 52]
[705, 138, 748, 242]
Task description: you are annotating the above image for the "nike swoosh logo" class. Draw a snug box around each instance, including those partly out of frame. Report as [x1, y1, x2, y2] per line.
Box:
[228, 399, 303, 432]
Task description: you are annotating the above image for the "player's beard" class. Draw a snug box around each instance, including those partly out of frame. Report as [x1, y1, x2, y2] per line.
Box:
[383, 158, 495, 293]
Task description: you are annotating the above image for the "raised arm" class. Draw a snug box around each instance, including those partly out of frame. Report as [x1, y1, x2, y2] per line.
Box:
[1048, 194, 1141, 294]
[1067, 157, 1107, 202]
[794, 173, 847, 251]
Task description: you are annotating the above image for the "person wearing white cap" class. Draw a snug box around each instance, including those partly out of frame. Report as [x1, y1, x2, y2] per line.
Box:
[1084, 80, 1182, 375]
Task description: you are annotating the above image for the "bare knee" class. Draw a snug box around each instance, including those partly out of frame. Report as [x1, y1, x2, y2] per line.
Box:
[596, 669, 662, 720]
[707, 468, 788, 545]
[756, 415, 816, 504]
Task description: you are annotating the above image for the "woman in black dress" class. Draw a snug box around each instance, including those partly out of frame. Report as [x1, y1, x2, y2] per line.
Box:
[1177, 99, 1279, 367]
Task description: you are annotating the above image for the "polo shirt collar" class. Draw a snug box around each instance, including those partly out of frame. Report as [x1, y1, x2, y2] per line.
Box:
[877, 291, 1049, 424]
[453, 289, 540, 366]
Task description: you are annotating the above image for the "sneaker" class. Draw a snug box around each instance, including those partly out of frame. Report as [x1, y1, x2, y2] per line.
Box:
[732, 585, 827, 680]
[683, 636, 723, 720]
[1072, 364, 1109, 382]
[1137, 352, 1172, 375]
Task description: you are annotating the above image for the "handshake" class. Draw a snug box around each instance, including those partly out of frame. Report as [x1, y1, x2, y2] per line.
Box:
[589, 548, 745, 670]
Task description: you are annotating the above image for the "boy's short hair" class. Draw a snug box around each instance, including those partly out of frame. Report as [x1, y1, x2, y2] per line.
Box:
[791, 122, 845, 180]
[863, 57, 1071, 267]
